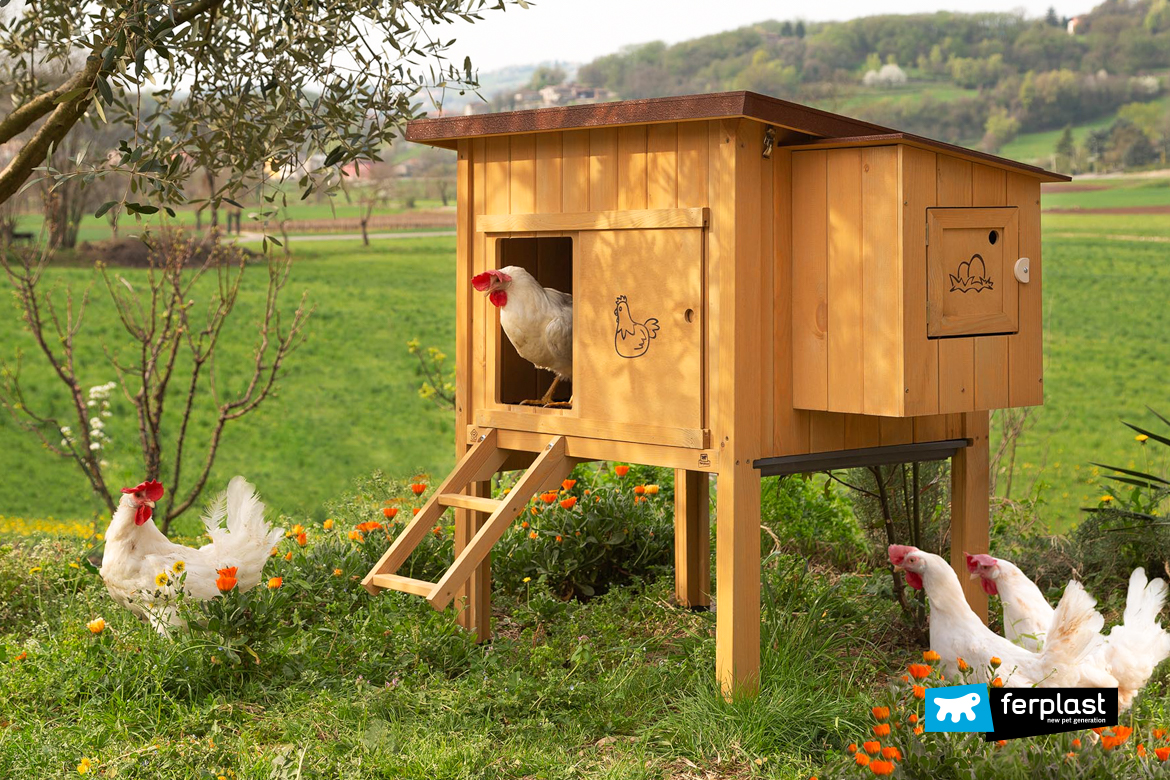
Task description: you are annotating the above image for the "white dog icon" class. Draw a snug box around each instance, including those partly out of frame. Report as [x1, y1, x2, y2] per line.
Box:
[933, 692, 982, 723]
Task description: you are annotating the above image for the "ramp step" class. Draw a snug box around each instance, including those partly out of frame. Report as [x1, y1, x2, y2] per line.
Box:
[367, 573, 438, 597]
[437, 493, 502, 513]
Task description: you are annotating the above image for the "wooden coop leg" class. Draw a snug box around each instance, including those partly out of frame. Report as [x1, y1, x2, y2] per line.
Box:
[453, 479, 492, 641]
[951, 411, 991, 623]
[715, 460, 761, 698]
[674, 469, 711, 609]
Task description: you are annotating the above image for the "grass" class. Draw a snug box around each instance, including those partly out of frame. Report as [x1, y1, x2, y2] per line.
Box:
[998, 95, 1170, 166]
[0, 237, 460, 530]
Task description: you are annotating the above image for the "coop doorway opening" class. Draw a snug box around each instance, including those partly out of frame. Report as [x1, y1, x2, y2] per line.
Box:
[495, 236, 574, 408]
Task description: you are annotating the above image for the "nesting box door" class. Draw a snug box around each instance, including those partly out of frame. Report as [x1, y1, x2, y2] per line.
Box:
[927, 208, 1019, 338]
[574, 228, 704, 432]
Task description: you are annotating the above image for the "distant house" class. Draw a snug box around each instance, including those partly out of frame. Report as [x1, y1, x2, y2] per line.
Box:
[1067, 16, 1082, 35]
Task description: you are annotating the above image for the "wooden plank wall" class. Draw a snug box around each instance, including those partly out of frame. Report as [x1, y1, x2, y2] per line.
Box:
[468, 123, 712, 422]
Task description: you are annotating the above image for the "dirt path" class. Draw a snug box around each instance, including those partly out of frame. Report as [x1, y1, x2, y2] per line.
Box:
[235, 230, 456, 243]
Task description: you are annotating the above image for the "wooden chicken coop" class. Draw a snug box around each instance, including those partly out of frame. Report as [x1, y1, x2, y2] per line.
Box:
[363, 91, 1067, 696]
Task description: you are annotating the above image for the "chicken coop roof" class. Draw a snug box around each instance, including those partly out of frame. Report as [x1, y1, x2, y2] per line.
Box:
[405, 90, 1069, 183]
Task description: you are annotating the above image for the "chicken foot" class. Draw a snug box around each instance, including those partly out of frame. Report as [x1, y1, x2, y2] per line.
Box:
[519, 376, 571, 408]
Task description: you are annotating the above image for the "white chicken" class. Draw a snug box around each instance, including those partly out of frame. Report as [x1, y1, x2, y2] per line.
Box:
[889, 545, 1117, 689]
[968, 553, 1170, 710]
[473, 266, 573, 407]
[100, 477, 284, 632]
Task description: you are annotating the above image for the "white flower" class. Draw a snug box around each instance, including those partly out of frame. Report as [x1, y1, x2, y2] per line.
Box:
[89, 442, 101, 451]
[90, 418, 104, 429]
[60, 426, 72, 436]
[99, 460, 109, 468]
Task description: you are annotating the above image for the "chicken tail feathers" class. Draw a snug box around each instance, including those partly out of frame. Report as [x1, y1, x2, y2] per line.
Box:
[1122, 568, 1168, 630]
[202, 476, 284, 592]
[644, 318, 660, 339]
[1042, 580, 1106, 671]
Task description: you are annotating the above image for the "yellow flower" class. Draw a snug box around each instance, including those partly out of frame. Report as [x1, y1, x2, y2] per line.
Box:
[87, 617, 105, 635]
[1100, 495, 1114, 503]
[923, 650, 941, 663]
[1136, 434, 1149, 443]
[523, 577, 532, 583]
[323, 519, 334, 530]
[155, 572, 170, 587]
[29, 567, 41, 574]
[77, 758, 92, 774]
[267, 577, 283, 589]
[69, 562, 80, 569]
[333, 568, 343, 577]
[172, 560, 186, 574]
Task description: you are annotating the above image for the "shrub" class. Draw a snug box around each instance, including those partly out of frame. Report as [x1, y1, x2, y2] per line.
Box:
[760, 475, 867, 570]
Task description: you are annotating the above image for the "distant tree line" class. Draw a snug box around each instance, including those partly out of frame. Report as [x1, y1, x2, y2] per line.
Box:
[577, 1, 1170, 153]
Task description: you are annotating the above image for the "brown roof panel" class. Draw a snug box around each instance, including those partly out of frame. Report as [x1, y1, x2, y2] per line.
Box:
[406, 91, 890, 145]
[406, 90, 1066, 182]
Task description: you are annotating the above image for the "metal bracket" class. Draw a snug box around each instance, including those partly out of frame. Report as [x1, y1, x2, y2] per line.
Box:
[762, 126, 776, 159]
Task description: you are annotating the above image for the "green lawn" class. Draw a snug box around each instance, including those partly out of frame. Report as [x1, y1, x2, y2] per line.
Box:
[0, 238, 460, 530]
[999, 95, 1170, 166]
[1042, 179, 1170, 211]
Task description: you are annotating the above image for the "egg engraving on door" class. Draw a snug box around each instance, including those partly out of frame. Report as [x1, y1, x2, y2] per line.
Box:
[613, 295, 660, 359]
[949, 253, 994, 294]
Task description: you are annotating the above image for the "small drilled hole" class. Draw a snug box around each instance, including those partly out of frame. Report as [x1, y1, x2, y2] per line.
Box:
[988, 230, 999, 245]
[684, 308, 695, 323]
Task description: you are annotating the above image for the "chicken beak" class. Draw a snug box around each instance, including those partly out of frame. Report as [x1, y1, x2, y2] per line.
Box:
[144, 499, 156, 508]
[892, 563, 905, 572]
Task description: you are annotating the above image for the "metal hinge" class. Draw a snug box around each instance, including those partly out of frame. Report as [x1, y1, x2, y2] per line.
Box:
[762, 127, 776, 159]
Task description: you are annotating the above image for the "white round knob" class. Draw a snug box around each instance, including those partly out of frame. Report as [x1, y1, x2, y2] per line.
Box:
[1014, 257, 1031, 284]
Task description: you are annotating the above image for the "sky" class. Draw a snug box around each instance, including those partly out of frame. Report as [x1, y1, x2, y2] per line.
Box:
[439, 0, 1089, 71]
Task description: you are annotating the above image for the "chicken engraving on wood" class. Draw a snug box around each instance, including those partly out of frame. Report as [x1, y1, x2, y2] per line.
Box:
[949, 254, 994, 294]
[613, 295, 659, 359]
[473, 266, 574, 407]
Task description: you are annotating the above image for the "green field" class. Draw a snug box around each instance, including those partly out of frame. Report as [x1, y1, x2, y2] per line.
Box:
[0, 238, 460, 530]
[999, 95, 1170, 167]
[3, 177, 1170, 530]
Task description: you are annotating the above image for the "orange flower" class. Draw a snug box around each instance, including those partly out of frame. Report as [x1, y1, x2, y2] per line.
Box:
[382, 507, 397, 519]
[989, 656, 1001, 668]
[923, 650, 941, 662]
[1154, 728, 1165, 739]
[555, 535, 563, 543]
[87, 618, 106, 635]
[267, 577, 282, 590]
[1091, 727, 1106, 735]
[348, 531, 364, 543]
[296, 532, 308, 547]
[284, 551, 294, 560]
[215, 566, 238, 592]
[1113, 725, 1133, 742]
[290, 524, 305, 536]
[324, 518, 335, 529]
[913, 724, 924, 735]
[996, 740, 1007, 748]
[873, 723, 890, 737]
[1138, 744, 1147, 757]
[529, 531, 538, 539]
[1155, 746, 1170, 761]
[957, 657, 969, 671]
[635, 495, 645, 503]
[521, 520, 529, 529]
[561, 479, 576, 491]
[634, 485, 646, 495]
[1071, 738, 1081, 749]
[332, 568, 343, 577]
[541, 492, 557, 504]
[855, 752, 871, 767]
[614, 465, 629, 477]
[862, 741, 880, 754]
[908, 713, 918, 724]
[880, 746, 901, 761]
[869, 759, 895, 776]
[432, 526, 443, 537]
[908, 663, 931, 680]
[644, 484, 659, 495]
[356, 521, 383, 533]
[13, 651, 26, 662]
[848, 743, 858, 753]
[872, 706, 890, 721]
[991, 677, 1004, 688]
[1102, 736, 1121, 751]
[530, 507, 538, 516]
[411, 483, 427, 495]
[901, 675, 909, 683]
[560, 497, 577, 509]
[912, 685, 925, 699]
[412, 508, 420, 516]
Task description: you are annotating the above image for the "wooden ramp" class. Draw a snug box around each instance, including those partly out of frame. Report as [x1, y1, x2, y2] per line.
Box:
[362, 429, 577, 610]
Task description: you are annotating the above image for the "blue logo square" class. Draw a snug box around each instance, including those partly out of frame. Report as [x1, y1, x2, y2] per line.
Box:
[925, 684, 995, 733]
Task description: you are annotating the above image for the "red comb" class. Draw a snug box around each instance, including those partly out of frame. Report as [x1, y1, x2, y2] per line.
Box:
[121, 480, 164, 502]
[888, 544, 917, 565]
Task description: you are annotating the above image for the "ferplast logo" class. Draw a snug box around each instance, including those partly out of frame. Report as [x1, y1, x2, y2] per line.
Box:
[925, 684, 1119, 741]
[925, 684, 994, 733]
